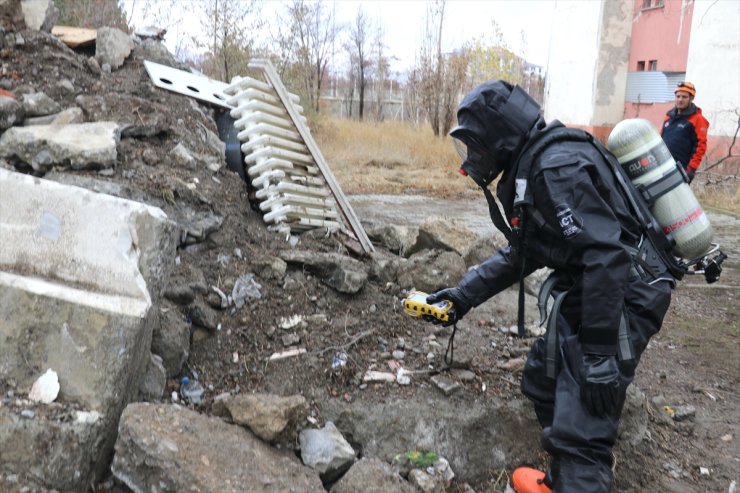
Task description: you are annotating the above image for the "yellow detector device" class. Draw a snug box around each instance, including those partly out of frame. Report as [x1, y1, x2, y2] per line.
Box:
[402, 290, 453, 323]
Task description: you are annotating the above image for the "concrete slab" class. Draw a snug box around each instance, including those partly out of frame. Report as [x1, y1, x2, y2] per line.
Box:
[0, 168, 176, 490]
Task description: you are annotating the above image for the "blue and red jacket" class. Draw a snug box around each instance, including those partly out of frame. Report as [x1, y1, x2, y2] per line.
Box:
[661, 103, 709, 173]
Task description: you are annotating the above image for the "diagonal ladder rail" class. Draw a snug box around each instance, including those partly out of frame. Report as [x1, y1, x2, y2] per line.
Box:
[247, 59, 375, 254]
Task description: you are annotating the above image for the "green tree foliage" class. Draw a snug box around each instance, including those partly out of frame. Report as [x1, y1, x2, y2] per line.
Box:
[53, 0, 128, 30]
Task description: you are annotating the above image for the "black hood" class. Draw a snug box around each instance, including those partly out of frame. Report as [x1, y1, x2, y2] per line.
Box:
[450, 80, 544, 186]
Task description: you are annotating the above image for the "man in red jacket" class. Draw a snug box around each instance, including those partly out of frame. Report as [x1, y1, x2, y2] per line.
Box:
[661, 81, 710, 184]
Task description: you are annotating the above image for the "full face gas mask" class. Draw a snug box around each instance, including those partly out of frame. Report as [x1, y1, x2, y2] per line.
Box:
[451, 130, 504, 188]
[450, 81, 543, 188]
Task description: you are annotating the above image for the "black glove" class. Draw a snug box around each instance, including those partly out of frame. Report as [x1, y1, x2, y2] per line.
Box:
[685, 168, 696, 184]
[426, 287, 472, 325]
[580, 354, 620, 417]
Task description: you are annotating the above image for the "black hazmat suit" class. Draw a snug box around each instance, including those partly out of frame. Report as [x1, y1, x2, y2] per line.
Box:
[434, 81, 675, 493]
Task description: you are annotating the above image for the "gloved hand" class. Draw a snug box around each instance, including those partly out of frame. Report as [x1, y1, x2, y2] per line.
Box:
[426, 287, 472, 325]
[685, 168, 696, 184]
[580, 354, 620, 417]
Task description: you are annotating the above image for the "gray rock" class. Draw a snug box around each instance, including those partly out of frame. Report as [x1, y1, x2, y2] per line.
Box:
[431, 375, 462, 396]
[20, 0, 59, 31]
[139, 353, 166, 401]
[330, 458, 417, 493]
[163, 283, 196, 305]
[213, 393, 309, 443]
[411, 215, 479, 256]
[152, 303, 190, 377]
[280, 250, 368, 294]
[21, 91, 61, 116]
[95, 27, 134, 70]
[400, 249, 466, 293]
[23, 107, 84, 126]
[463, 234, 505, 268]
[112, 403, 325, 493]
[282, 333, 301, 347]
[0, 122, 120, 172]
[187, 299, 219, 331]
[252, 255, 288, 280]
[0, 95, 23, 129]
[300, 421, 356, 483]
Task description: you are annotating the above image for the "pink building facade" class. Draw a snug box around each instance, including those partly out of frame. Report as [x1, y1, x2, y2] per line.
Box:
[623, 0, 694, 126]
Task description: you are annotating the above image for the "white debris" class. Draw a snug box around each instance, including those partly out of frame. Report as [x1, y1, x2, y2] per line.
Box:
[699, 466, 710, 476]
[75, 410, 102, 424]
[396, 368, 411, 385]
[232, 351, 239, 363]
[28, 368, 60, 404]
[362, 371, 396, 383]
[268, 348, 307, 361]
[279, 314, 304, 330]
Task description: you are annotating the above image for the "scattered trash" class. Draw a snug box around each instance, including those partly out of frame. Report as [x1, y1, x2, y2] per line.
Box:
[362, 371, 396, 383]
[211, 286, 229, 308]
[232, 352, 239, 363]
[75, 410, 101, 424]
[720, 433, 733, 442]
[279, 314, 304, 330]
[20, 409, 35, 419]
[232, 273, 262, 309]
[331, 352, 347, 369]
[174, 255, 181, 265]
[268, 348, 307, 361]
[396, 368, 411, 385]
[217, 254, 231, 267]
[729, 479, 736, 493]
[699, 466, 710, 476]
[180, 376, 205, 405]
[29, 368, 60, 404]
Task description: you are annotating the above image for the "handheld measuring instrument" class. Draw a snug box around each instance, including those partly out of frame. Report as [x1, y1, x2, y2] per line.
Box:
[402, 290, 454, 323]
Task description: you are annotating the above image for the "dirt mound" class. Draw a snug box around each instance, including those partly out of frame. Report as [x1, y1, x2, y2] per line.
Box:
[2, 28, 738, 493]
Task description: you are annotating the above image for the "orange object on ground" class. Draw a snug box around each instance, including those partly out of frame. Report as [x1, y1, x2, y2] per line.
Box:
[0, 88, 15, 99]
[512, 467, 552, 493]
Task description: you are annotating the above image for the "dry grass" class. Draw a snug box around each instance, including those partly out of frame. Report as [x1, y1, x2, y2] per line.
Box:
[693, 175, 740, 214]
[313, 116, 478, 199]
[313, 116, 739, 214]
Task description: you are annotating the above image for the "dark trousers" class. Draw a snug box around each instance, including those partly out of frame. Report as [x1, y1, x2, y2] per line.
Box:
[521, 279, 672, 493]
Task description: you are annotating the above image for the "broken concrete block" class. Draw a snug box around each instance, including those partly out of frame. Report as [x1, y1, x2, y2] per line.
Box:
[0, 168, 176, 490]
[95, 27, 133, 70]
[0, 121, 120, 172]
[112, 403, 325, 493]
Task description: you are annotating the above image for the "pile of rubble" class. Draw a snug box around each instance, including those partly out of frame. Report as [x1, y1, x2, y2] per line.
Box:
[0, 3, 655, 492]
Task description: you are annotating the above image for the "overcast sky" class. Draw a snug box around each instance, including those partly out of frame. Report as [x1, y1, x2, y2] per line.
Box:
[125, 0, 556, 75]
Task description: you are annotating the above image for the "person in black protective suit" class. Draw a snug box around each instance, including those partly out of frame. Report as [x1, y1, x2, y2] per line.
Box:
[427, 80, 676, 493]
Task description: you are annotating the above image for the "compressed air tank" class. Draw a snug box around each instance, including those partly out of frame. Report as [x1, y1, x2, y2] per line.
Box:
[607, 118, 712, 259]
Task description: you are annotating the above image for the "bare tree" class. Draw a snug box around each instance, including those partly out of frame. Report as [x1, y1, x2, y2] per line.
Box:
[281, 0, 342, 114]
[195, 0, 262, 83]
[373, 23, 389, 121]
[417, 0, 447, 136]
[349, 6, 371, 120]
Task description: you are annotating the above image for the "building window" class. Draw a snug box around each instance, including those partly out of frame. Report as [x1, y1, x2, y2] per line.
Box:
[642, 0, 664, 9]
[637, 61, 646, 71]
[649, 60, 658, 71]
